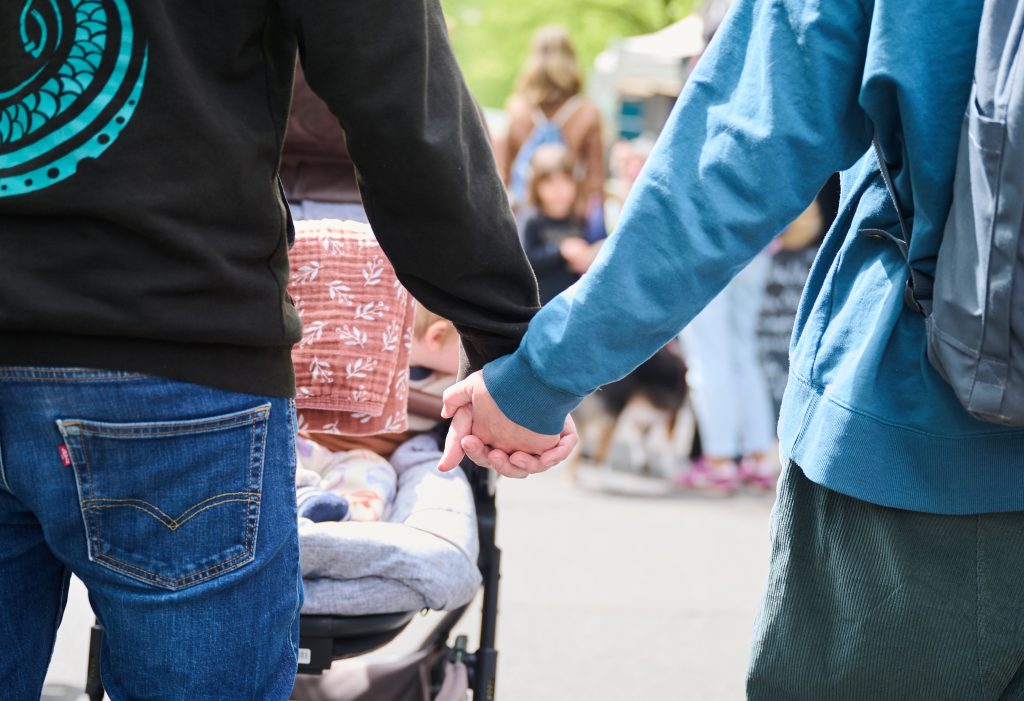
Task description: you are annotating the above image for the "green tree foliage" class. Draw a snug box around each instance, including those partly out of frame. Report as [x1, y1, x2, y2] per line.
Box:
[442, 0, 699, 108]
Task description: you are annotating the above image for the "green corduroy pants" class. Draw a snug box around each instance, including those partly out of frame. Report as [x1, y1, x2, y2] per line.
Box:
[748, 462, 1024, 700]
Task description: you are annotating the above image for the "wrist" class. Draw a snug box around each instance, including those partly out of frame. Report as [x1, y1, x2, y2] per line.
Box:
[483, 351, 583, 435]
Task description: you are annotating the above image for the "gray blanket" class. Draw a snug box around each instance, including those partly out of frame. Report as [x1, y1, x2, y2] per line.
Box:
[299, 435, 481, 616]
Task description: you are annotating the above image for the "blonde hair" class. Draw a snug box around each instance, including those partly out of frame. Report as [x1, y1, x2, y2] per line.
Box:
[515, 26, 582, 111]
[413, 304, 456, 341]
[528, 143, 579, 210]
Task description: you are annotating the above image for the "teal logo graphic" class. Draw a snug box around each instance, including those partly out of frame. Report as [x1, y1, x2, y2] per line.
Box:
[0, 0, 147, 197]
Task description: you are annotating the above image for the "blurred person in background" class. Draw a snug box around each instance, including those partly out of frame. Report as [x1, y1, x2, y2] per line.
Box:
[522, 144, 605, 304]
[675, 246, 776, 495]
[503, 25, 605, 238]
[604, 137, 655, 233]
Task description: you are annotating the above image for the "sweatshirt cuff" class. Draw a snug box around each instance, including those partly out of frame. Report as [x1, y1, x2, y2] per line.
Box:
[483, 351, 584, 435]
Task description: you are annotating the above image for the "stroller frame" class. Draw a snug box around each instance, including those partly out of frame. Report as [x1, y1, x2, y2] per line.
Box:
[84, 457, 502, 700]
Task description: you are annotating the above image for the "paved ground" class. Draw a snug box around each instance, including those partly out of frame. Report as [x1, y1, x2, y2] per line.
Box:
[43, 465, 774, 700]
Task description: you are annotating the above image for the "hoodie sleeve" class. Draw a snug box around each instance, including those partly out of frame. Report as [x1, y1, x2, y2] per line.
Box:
[484, 0, 874, 434]
[278, 0, 540, 373]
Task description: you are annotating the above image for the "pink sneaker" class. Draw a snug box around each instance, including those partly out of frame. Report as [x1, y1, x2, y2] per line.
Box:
[673, 457, 740, 496]
[739, 456, 780, 492]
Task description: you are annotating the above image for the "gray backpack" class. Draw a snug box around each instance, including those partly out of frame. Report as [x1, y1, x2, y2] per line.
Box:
[871, 0, 1024, 426]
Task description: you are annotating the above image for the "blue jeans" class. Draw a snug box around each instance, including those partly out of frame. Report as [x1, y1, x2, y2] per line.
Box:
[0, 367, 302, 700]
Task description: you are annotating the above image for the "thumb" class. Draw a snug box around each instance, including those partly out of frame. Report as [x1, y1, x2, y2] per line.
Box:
[437, 406, 472, 472]
[441, 373, 477, 419]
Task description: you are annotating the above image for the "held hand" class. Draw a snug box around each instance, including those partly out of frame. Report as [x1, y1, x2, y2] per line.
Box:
[437, 372, 578, 477]
[457, 415, 578, 478]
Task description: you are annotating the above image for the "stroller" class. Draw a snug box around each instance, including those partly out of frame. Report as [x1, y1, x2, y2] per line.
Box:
[83, 448, 502, 701]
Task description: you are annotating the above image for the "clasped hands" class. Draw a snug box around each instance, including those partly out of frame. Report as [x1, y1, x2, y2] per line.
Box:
[436, 371, 578, 478]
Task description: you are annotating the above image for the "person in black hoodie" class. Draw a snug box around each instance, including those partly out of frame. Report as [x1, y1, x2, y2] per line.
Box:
[0, 2, 572, 698]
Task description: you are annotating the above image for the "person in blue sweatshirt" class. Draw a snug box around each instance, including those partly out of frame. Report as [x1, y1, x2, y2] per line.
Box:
[439, 0, 1024, 696]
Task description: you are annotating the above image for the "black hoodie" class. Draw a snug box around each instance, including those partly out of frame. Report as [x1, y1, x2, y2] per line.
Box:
[0, 0, 539, 396]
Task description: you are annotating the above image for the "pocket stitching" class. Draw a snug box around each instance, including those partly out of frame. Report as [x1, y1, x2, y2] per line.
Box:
[244, 411, 267, 568]
[79, 435, 103, 561]
[96, 547, 253, 588]
[65, 406, 270, 590]
[0, 372, 146, 382]
[63, 408, 270, 439]
[84, 492, 260, 530]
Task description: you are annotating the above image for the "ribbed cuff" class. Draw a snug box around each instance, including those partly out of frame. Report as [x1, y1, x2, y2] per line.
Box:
[483, 351, 584, 435]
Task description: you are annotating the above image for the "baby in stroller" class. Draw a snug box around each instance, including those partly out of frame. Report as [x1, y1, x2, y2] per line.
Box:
[295, 302, 482, 616]
[290, 298, 497, 701]
[295, 304, 461, 525]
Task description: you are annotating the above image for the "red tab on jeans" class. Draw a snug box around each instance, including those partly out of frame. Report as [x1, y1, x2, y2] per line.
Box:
[58, 445, 72, 467]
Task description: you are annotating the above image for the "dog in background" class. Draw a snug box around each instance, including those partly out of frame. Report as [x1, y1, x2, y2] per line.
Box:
[568, 343, 690, 480]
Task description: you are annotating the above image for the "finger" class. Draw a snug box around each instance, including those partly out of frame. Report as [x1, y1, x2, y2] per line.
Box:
[462, 438, 529, 478]
[437, 407, 472, 471]
[538, 437, 576, 470]
[495, 462, 530, 479]
[509, 451, 545, 474]
[441, 374, 476, 419]
[539, 417, 580, 469]
[487, 448, 511, 474]
[461, 434, 494, 470]
[489, 449, 530, 479]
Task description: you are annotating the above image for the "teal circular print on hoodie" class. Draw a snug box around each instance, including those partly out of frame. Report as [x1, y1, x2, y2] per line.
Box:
[0, 0, 147, 198]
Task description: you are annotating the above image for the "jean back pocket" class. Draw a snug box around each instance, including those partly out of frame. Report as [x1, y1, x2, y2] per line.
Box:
[57, 404, 271, 590]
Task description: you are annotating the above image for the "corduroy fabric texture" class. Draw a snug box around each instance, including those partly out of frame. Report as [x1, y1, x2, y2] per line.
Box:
[747, 462, 1024, 701]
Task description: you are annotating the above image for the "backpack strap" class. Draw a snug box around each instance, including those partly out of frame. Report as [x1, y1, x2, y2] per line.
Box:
[861, 135, 934, 315]
[530, 106, 549, 128]
[551, 95, 583, 128]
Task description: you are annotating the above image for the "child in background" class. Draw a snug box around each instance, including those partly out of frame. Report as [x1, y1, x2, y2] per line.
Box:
[296, 303, 461, 523]
[522, 144, 606, 303]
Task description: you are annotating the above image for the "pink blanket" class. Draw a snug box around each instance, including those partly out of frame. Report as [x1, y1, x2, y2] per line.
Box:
[289, 220, 414, 435]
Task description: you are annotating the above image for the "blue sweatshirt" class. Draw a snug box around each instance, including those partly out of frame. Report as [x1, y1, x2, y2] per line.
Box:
[484, 0, 1024, 515]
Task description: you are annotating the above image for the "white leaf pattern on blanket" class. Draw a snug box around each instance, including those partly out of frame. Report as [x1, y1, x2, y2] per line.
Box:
[339, 324, 368, 348]
[363, 256, 385, 286]
[310, 357, 335, 384]
[382, 319, 400, 352]
[345, 357, 379, 380]
[320, 235, 346, 256]
[354, 301, 387, 321]
[382, 411, 405, 433]
[394, 368, 409, 402]
[328, 280, 354, 306]
[300, 320, 326, 348]
[291, 261, 321, 285]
